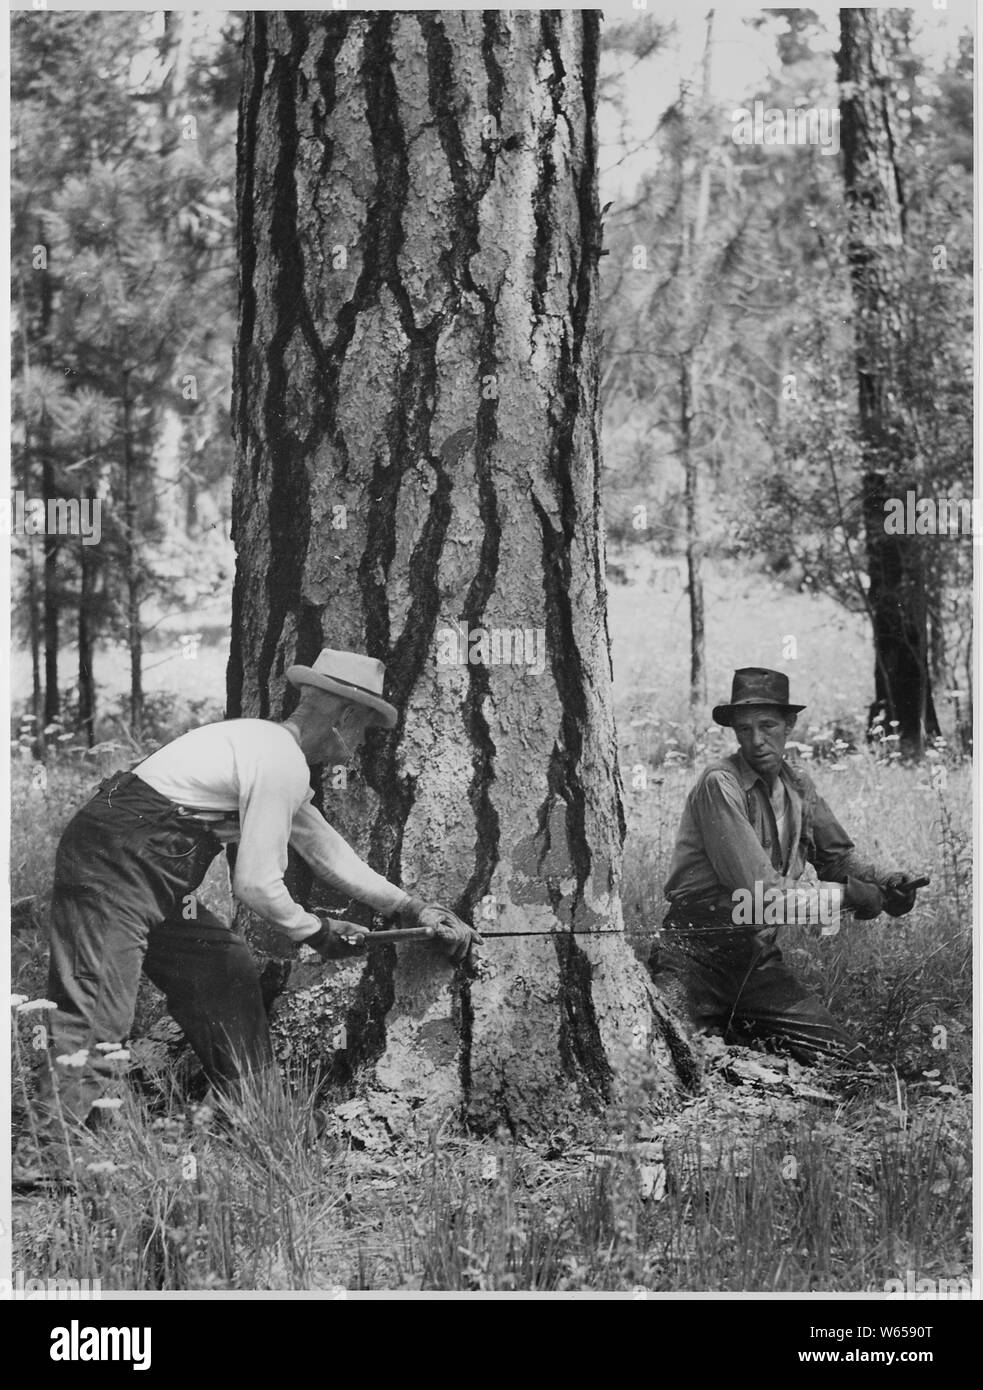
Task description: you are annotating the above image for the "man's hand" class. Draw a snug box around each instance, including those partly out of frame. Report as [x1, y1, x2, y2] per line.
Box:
[400, 896, 482, 963]
[429, 909, 482, 964]
[881, 872, 922, 918]
[844, 877, 884, 921]
[303, 917, 369, 962]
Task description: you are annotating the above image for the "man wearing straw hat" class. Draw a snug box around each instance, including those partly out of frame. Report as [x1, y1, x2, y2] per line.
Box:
[648, 667, 924, 1066]
[31, 649, 477, 1161]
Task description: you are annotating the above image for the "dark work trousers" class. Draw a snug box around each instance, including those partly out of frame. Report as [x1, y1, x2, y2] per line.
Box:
[648, 908, 869, 1067]
[38, 770, 273, 1130]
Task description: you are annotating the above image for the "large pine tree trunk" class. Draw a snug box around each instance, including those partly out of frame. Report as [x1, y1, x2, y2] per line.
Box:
[837, 9, 938, 753]
[229, 10, 696, 1137]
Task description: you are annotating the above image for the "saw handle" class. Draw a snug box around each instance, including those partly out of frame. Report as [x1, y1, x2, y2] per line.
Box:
[363, 926, 436, 944]
[310, 911, 435, 947]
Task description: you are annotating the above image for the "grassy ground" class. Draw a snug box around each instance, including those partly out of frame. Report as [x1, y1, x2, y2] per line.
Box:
[9, 740, 972, 1292]
[8, 553, 974, 1292]
[8, 1055, 972, 1292]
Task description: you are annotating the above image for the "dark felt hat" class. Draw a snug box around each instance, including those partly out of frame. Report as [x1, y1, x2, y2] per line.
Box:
[712, 667, 806, 727]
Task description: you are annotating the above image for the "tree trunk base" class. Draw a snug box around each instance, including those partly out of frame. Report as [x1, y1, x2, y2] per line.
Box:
[267, 937, 702, 1144]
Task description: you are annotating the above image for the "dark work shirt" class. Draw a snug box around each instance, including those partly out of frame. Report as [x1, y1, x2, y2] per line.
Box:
[664, 751, 887, 910]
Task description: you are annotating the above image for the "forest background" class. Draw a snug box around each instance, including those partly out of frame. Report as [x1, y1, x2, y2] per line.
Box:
[7, 5, 974, 758]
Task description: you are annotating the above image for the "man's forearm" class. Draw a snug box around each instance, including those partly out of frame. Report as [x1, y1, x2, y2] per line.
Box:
[232, 870, 322, 940]
[289, 800, 413, 917]
[820, 849, 893, 888]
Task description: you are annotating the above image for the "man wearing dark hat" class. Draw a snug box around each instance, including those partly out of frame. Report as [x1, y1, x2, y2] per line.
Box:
[649, 668, 924, 1066]
[31, 649, 478, 1162]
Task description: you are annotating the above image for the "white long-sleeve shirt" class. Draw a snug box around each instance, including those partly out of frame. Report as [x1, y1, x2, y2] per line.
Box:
[135, 719, 410, 940]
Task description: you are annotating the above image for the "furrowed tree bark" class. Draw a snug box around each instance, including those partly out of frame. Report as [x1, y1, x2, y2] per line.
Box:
[837, 8, 938, 754]
[229, 9, 697, 1137]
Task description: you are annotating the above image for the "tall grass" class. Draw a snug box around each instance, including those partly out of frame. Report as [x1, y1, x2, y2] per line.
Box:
[13, 1064, 355, 1291]
[12, 1042, 971, 1292]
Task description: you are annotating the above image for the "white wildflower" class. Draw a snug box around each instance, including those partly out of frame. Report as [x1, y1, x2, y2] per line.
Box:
[55, 1049, 90, 1068]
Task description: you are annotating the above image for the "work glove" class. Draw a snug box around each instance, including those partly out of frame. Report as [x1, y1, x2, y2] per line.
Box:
[881, 872, 921, 918]
[400, 896, 482, 964]
[303, 917, 369, 961]
[844, 877, 884, 921]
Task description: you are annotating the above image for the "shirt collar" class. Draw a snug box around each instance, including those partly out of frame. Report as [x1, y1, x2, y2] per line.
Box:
[729, 749, 798, 795]
[729, 750, 764, 790]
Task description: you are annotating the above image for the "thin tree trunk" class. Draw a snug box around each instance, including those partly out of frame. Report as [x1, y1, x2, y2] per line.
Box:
[837, 8, 938, 753]
[677, 14, 713, 711]
[77, 450, 97, 747]
[680, 356, 706, 707]
[122, 381, 143, 740]
[32, 211, 61, 728]
[41, 428, 60, 728]
[162, 9, 194, 120]
[21, 409, 46, 758]
[230, 10, 697, 1136]
[19, 282, 46, 756]
[27, 527, 45, 759]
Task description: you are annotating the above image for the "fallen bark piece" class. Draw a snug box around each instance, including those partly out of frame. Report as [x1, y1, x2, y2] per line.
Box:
[724, 1056, 785, 1086]
[789, 1083, 840, 1104]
